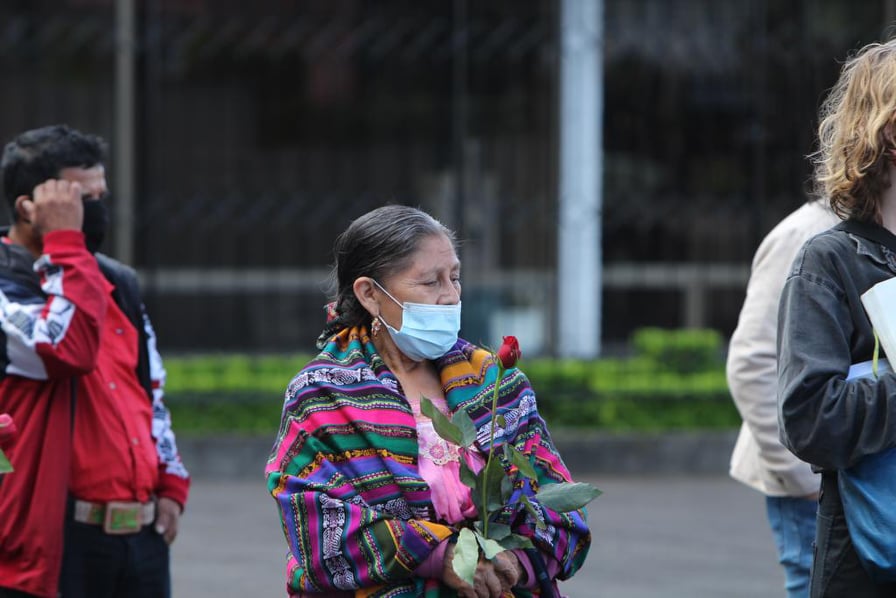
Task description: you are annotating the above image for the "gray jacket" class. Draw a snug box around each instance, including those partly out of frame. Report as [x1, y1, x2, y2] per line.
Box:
[778, 223, 896, 472]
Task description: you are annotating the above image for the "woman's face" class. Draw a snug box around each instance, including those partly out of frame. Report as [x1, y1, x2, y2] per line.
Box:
[377, 233, 461, 328]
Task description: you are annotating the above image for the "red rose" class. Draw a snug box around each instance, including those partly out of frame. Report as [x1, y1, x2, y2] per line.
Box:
[496, 336, 522, 369]
[0, 413, 17, 451]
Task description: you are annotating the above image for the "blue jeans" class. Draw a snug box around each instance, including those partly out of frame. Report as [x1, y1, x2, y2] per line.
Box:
[766, 495, 817, 598]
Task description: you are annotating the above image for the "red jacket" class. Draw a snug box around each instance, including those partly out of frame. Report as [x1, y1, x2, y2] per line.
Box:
[0, 230, 189, 597]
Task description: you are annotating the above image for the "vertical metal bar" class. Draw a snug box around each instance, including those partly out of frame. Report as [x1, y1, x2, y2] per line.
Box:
[114, 0, 136, 264]
[558, 0, 603, 357]
[749, 0, 767, 250]
[452, 0, 468, 242]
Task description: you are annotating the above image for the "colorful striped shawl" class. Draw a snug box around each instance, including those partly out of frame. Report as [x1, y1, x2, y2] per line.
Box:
[265, 326, 591, 597]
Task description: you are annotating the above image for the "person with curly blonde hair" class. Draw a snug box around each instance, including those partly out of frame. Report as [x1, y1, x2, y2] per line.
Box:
[778, 38, 896, 597]
[813, 39, 896, 225]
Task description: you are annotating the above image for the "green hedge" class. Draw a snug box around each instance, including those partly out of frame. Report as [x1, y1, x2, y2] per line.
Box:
[163, 354, 310, 394]
[163, 328, 739, 435]
[163, 354, 308, 436]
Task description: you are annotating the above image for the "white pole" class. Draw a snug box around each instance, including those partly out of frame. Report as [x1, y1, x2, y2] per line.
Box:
[558, 0, 603, 357]
[114, 0, 136, 264]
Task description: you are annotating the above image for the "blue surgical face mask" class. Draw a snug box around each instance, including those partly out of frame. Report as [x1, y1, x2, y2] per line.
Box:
[373, 279, 461, 361]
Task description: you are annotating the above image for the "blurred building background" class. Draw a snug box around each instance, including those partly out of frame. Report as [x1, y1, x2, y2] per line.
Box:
[0, 0, 893, 356]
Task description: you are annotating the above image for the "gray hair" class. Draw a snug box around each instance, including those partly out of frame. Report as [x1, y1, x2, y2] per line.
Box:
[318, 204, 456, 344]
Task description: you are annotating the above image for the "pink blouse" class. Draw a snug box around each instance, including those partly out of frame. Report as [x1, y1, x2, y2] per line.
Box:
[408, 393, 558, 592]
[406, 392, 483, 524]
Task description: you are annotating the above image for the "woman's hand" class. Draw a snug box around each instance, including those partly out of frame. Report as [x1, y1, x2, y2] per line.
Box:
[492, 551, 523, 591]
[443, 544, 523, 598]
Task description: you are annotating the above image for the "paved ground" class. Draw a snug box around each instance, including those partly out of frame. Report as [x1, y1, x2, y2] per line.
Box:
[171, 474, 786, 598]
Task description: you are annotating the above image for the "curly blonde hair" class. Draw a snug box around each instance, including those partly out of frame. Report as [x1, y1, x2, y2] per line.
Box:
[813, 39, 896, 222]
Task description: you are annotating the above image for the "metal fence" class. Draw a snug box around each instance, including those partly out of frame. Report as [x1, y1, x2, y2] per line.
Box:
[0, 0, 893, 355]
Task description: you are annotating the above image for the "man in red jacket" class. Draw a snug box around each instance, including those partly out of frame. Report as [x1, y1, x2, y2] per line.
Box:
[0, 125, 190, 598]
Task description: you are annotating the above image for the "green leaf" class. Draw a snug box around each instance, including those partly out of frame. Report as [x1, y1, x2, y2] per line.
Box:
[499, 533, 534, 551]
[458, 457, 478, 493]
[536, 482, 602, 512]
[482, 458, 507, 513]
[420, 396, 463, 445]
[500, 473, 514, 504]
[486, 522, 512, 541]
[495, 414, 507, 427]
[450, 409, 478, 447]
[504, 444, 537, 480]
[468, 470, 486, 516]
[476, 534, 504, 560]
[0, 448, 11, 474]
[519, 495, 546, 530]
[452, 528, 480, 586]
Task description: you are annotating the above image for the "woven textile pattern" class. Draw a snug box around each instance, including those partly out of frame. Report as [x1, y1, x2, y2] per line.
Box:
[266, 326, 591, 597]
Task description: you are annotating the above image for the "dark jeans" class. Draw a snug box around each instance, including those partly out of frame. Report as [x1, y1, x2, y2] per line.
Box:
[0, 589, 38, 597]
[810, 472, 896, 597]
[59, 519, 170, 598]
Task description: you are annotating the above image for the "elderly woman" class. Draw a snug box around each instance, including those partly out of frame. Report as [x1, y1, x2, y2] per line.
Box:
[265, 205, 590, 597]
[777, 39, 896, 596]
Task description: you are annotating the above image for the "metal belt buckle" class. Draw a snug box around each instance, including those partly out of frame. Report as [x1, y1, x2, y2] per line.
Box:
[103, 501, 142, 535]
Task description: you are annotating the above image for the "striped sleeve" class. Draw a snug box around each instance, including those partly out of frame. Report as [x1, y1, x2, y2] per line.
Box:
[265, 365, 453, 595]
[0, 230, 108, 380]
[143, 308, 190, 505]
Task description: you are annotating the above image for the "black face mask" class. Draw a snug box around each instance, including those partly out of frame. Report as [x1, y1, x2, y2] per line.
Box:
[82, 198, 109, 254]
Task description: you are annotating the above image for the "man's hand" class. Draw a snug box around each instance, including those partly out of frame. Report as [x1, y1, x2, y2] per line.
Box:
[20, 179, 84, 237]
[154, 497, 182, 545]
